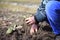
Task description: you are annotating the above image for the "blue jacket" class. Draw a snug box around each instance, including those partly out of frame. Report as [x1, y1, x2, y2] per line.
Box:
[45, 1, 60, 34]
[34, 0, 60, 24]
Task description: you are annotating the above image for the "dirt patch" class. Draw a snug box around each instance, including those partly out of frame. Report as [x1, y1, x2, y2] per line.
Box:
[0, 9, 55, 40]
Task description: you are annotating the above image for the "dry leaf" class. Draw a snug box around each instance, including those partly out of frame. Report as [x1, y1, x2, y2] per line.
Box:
[6, 27, 13, 34]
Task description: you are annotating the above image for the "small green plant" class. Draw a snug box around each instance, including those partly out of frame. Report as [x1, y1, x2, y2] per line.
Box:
[6, 24, 23, 34]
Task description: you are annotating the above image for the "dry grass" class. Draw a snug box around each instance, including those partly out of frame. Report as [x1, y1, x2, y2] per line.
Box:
[0, 3, 38, 13]
[0, 0, 41, 13]
[0, 0, 41, 4]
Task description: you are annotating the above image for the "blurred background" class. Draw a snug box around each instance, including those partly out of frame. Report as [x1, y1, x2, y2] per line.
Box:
[0, 0, 41, 13]
[0, 0, 41, 28]
[0, 0, 41, 29]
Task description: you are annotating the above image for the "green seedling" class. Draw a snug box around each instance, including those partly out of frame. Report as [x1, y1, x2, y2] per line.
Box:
[6, 27, 13, 34]
[6, 24, 23, 34]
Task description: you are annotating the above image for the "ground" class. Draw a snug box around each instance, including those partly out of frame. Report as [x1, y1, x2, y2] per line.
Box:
[0, 1, 55, 40]
[0, 8, 55, 40]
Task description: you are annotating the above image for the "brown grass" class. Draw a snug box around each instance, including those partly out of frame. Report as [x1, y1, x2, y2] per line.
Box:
[0, 0, 41, 4]
[0, 3, 38, 13]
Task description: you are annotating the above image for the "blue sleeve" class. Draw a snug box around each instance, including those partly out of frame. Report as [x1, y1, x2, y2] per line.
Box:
[34, 0, 47, 23]
[34, 0, 58, 24]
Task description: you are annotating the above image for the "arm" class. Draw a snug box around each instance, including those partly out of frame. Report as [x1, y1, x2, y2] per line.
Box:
[34, 0, 47, 24]
[25, 0, 52, 25]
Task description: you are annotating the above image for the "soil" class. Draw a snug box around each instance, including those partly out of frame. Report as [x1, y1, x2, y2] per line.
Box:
[0, 8, 55, 40]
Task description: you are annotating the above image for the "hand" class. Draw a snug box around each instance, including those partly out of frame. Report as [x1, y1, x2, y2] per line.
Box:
[30, 24, 38, 35]
[25, 16, 36, 25]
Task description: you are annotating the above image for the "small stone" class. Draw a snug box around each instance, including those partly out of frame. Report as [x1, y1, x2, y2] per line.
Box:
[9, 22, 12, 24]
[16, 25, 23, 29]
[23, 16, 26, 18]
[16, 19, 19, 22]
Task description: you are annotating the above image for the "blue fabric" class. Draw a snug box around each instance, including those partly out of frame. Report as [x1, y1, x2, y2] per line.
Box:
[45, 1, 60, 34]
[34, 0, 59, 23]
[34, 0, 47, 23]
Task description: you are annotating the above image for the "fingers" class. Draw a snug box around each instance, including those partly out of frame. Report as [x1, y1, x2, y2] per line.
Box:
[25, 18, 28, 21]
[25, 18, 33, 25]
[26, 20, 30, 24]
[35, 28, 37, 32]
[26, 20, 33, 25]
[29, 21, 33, 25]
[25, 16, 35, 25]
[30, 24, 38, 35]
[25, 18, 30, 24]
[30, 27, 34, 35]
[30, 27, 38, 35]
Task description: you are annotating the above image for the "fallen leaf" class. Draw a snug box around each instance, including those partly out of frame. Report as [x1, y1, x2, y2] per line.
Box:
[6, 27, 13, 34]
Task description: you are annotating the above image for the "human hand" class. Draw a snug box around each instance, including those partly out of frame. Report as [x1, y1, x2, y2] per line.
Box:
[30, 24, 38, 35]
[25, 16, 36, 25]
